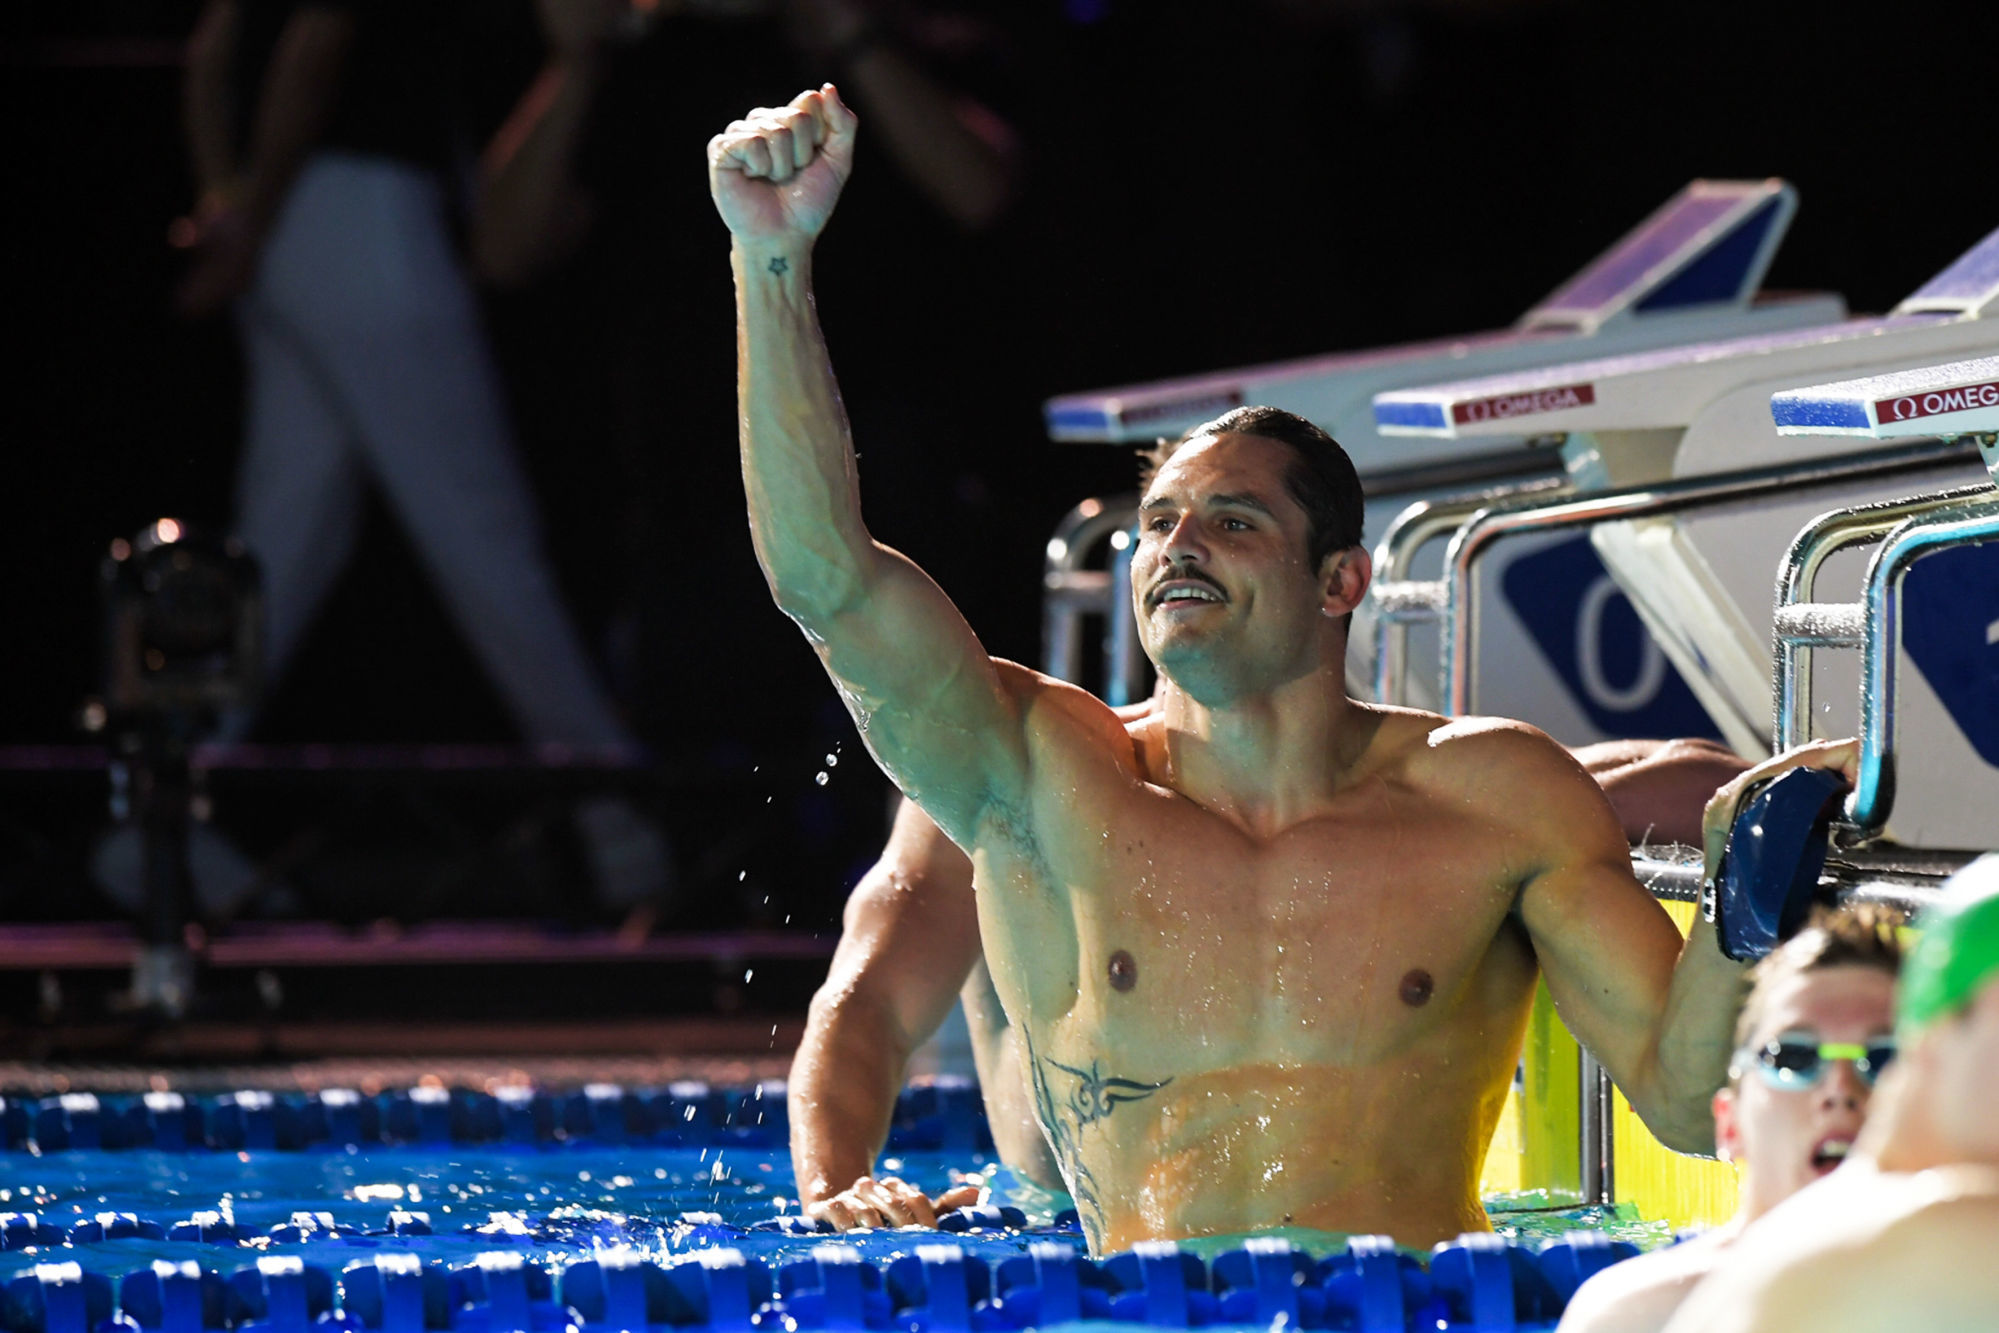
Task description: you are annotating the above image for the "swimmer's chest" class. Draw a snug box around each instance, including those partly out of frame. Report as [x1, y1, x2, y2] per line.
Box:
[1000, 780, 1533, 1064]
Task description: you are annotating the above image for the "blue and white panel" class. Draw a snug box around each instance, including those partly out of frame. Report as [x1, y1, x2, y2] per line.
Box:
[1772, 353, 1999, 440]
[1043, 179, 1824, 448]
[1525, 180, 1794, 332]
[1895, 224, 1999, 319]
[1372, 316, 1950, 440]
[1466, 530, 1722, 747]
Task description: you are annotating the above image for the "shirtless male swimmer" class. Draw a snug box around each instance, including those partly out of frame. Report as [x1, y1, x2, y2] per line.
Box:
[789, 739, 1751, 1230]
[709, 85, 1820, 1255]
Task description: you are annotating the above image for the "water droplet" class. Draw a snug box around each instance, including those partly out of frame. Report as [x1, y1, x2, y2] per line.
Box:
[743, 968, 755, 983]
[739, 870, 747, 882]
[815, 771, 829, 786]
[825, 753, 839, 767]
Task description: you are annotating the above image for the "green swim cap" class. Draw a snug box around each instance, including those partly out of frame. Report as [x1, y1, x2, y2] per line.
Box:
[1899, 854, 1999, 1037]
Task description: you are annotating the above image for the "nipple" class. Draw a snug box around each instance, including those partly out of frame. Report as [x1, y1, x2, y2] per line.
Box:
[1108, 949, 1137, 993]
[1399, 969, 1433, 1007]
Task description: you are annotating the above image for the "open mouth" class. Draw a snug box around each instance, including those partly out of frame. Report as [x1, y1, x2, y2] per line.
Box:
[1149, 578, 1227, 611]
[1810, 1137, 1853, 1173]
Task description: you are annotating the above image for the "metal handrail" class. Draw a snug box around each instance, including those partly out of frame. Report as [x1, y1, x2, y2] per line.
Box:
[1369, 477, 1572, 705]
[1771, 483, 1997, 749]
[1846, 495, 1999, 835]
[1041, 495, 1143, 700]
[1439, 438, 1977, 716]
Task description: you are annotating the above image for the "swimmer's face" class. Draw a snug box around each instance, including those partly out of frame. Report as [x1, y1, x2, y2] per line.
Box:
[1923, 976, 1999, 1162]
[1133, 433, 1334, 690]
[1714, 963, 1896, 1217]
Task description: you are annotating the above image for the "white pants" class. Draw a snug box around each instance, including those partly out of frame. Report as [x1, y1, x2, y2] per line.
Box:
[233, 152, 628, 747]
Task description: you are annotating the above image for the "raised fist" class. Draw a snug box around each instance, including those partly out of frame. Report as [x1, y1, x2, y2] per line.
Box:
[708, 84, 858, 243]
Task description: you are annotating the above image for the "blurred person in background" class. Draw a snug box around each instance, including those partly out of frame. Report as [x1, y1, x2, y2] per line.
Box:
[161, 0, 668, 919]
[1558, 906, 1903, 1333]
[471, 0, 1027, 783]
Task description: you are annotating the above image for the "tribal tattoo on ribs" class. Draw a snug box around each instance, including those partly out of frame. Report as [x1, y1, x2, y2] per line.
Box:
[1023, 1026, 1172, 1240]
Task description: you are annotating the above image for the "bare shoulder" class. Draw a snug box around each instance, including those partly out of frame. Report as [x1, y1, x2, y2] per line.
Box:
[1400, 712, 1602, 807]
[1669, 1190, 1999, 1332]
[993, 659, 1141, 770]
[1558, 1236, 1724, 1333]
[1421, 712, 1575, 767]
[1865, 1189, 1999, 1267]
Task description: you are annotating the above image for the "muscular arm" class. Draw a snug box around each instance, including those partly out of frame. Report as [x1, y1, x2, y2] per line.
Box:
[789, 799, 984, 1209]
[1536, 736, 1862, 1152]
[1574, 739, 1751, 847]
[712, 88, 1032, 849]
[1500, 727, 1746, 1154]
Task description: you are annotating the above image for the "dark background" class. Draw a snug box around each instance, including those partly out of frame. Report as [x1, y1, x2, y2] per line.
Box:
[4, 0, 1996, 935]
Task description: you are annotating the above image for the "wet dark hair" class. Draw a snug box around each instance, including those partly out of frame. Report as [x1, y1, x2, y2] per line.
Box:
[1731, 903, 1906, 1053]
[1140, 405, 1365, 568]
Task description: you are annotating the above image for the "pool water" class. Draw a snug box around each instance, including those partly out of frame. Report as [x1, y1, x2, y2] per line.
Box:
[0, 1146, 1666, 1275]
[0, 1145, 1018, 1281]
[0, 1086, 1675, 1333]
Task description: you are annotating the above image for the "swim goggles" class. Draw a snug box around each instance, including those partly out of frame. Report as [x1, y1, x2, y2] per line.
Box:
[1730, 1031, 1896, 1090]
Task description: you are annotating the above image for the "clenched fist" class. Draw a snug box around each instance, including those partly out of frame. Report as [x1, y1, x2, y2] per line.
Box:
[708, 84, 858, 244]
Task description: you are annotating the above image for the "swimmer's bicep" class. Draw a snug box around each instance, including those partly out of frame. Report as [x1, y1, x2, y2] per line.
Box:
[808, 548, 1034, 841]
[1516, 825, 1681, 1087]
[826, 836, 984, 1056]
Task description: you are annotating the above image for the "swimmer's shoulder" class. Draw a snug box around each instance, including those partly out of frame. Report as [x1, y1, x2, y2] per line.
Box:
[1665, 1169, 1994, 1332]
[1376, 708, 1584, 791]
[1378, 712, 1624, 859]
[1868, 1172, 1999, 1263]
[993, 659, 1145, 769]
[1688, 1188, 1999, 1331]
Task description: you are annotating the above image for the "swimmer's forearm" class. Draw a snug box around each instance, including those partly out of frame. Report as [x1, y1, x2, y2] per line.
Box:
[1646, 911, 1746, 1154]
[732, 239, 878, 626]
[790, 993, 909, 1202]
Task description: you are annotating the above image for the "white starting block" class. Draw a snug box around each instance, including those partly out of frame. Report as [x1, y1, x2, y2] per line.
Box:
[1764, 355, 1999, 846]
[1371, 228, 1999, 846]
[1042, 179, 1844, 710]
[1773, 355, 1999, 441]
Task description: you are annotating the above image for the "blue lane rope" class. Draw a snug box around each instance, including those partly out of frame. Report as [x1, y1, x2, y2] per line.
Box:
[0, 1232, 1617, 1333]
[0, 1081, 990, 1155]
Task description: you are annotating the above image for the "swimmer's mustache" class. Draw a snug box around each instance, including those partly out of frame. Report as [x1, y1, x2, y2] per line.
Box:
[1146, 568, 1229, 607]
